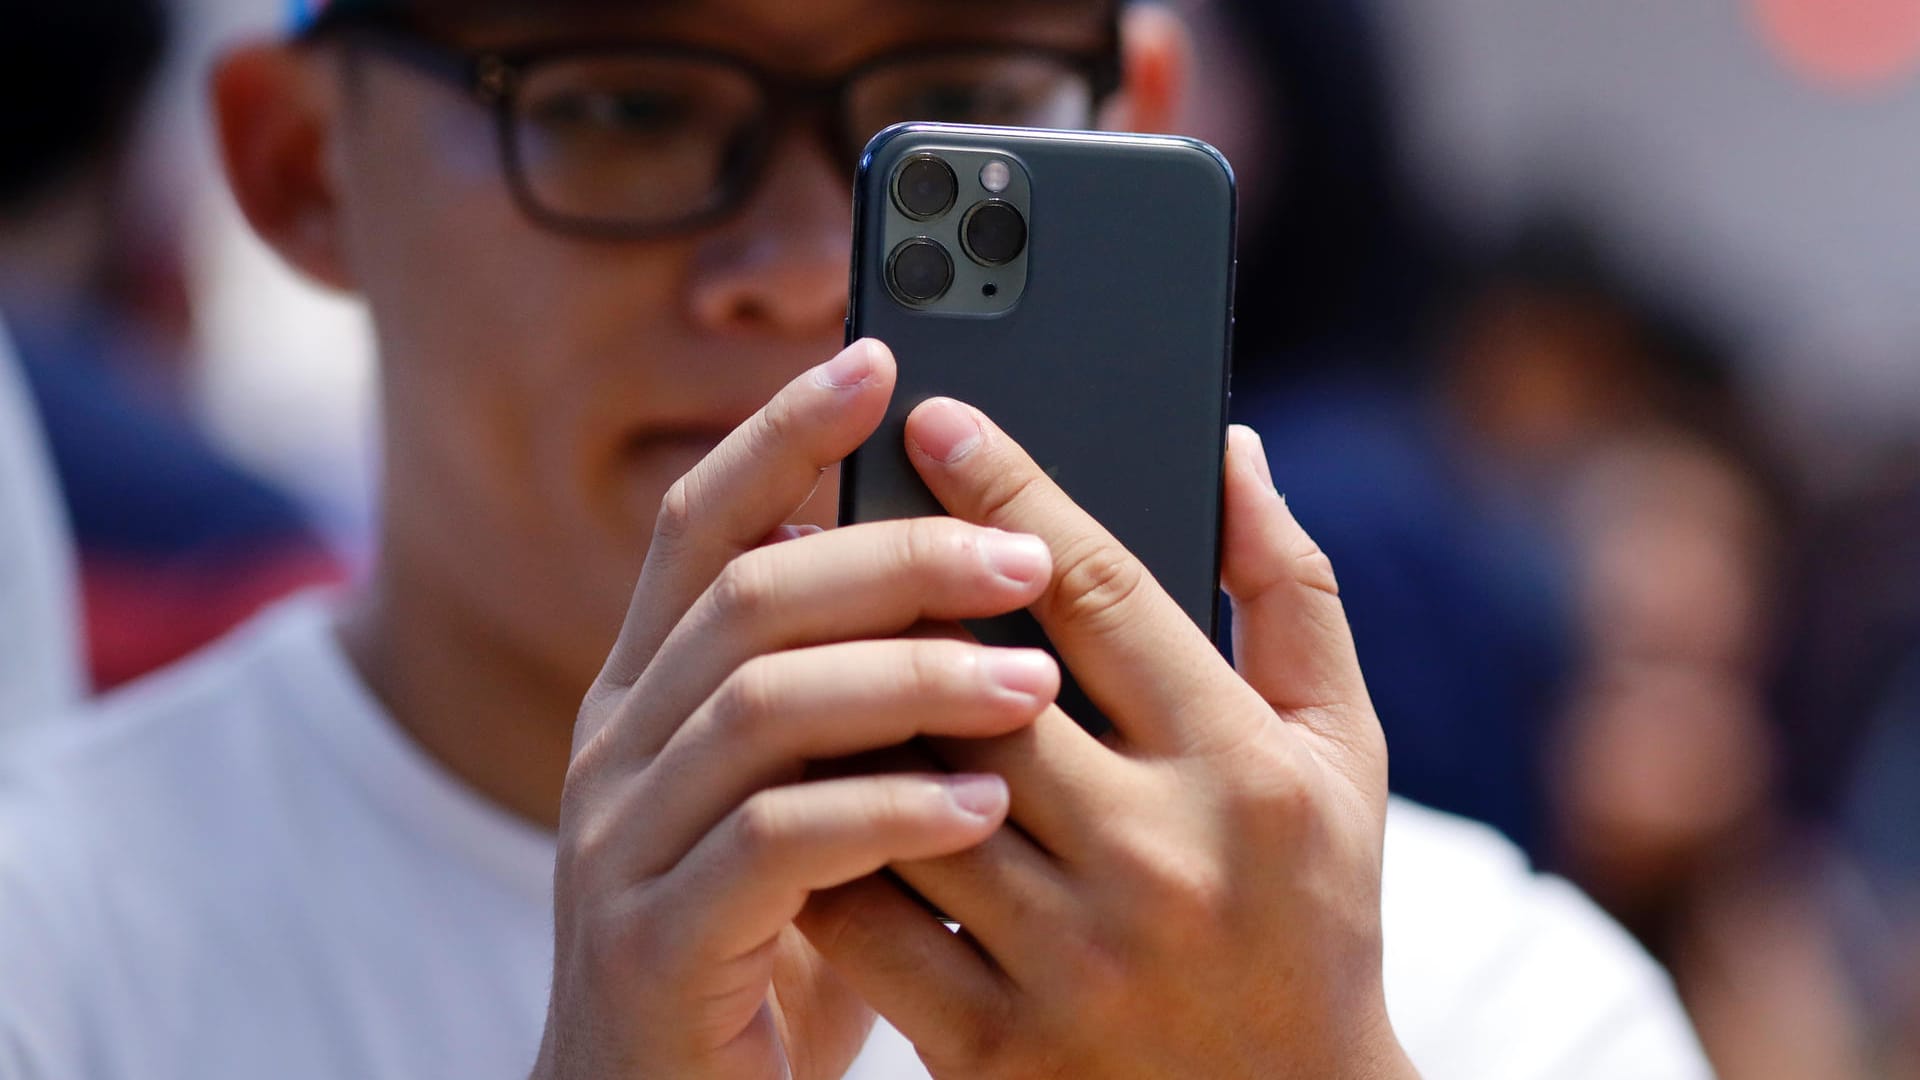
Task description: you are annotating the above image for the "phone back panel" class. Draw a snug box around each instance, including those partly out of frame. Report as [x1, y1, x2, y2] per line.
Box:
[841, 124, 1236, 731]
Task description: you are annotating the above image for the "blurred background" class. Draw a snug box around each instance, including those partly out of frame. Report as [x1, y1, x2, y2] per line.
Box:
[5, 0, 1919, 1075]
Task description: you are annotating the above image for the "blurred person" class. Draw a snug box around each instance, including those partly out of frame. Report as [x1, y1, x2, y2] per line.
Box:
[0, 315, 82, 731]
[1181, 0, 1573, 856]
[1548, 435, 1874, 1079]
[1440, 217, 1792, 912]
[1444, 216, 1889, 1079]
[0, 1, 1711, 1077]
[0, 0, 345, 690]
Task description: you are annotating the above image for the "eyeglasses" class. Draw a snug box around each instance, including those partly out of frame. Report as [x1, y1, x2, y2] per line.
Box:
[331, 27, 1123, 240]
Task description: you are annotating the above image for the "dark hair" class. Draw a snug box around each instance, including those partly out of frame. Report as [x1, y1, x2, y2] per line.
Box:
[1217, 0, 1447, 386]
[309, 0, 1125, 35]
[0, 0, 170, 213]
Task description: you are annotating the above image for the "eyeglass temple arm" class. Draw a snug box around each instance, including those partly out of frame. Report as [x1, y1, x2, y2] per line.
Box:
[334, 28, 508, 103]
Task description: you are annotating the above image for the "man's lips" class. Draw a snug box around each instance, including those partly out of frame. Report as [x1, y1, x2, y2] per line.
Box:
[624, 422, 747, 461]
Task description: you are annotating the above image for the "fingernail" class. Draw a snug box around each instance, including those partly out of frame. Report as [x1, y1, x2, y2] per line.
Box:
[815, 340, 878, 390]
[945, 774, 1009, 820]
[980, 531, 1049, 586]
[980, 649, 1056, 702]
[910, 398, 982, 463]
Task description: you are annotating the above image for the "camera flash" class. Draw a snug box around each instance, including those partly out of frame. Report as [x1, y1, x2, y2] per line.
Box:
[980, 160, 1012, 194]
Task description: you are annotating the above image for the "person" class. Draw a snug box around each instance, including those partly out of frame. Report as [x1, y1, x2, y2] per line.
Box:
[0, 1, 1712, 1076]
[1183, 0, 1572, 856]
[1, 0, 346, 691]
[0, 315, 82, 732]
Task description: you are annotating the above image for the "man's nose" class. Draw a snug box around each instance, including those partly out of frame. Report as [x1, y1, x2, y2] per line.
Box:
[686, 129, 854, 340]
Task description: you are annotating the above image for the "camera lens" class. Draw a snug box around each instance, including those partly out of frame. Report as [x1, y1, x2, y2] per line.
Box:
[888, 238, 954, 304]
[962, 200, 1027, 266]
[893, 155, 958, 220]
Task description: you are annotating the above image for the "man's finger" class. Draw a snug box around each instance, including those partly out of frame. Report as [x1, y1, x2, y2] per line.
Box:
[615, 638, 1058, 877]
[904, 397, 1261, 754]
[1219, 426, 1379, 764]
[594, 339, 896, 700]
[924, 703, 1137, 860]
[611, 518, 1054, 760]
[665, 773, 1013, 965]
[888, 822, 1077, 975]
[797, 875, 1009, 1065]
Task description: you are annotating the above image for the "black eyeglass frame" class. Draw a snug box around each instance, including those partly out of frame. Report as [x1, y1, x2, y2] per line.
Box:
[319, 24, 1125, 241]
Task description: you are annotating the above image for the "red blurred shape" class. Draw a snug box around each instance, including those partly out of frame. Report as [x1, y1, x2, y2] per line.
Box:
[1752, 0, 1920, 90]
[81, 547, 348, 690]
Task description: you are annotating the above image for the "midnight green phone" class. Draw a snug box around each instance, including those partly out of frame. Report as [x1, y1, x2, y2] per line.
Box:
[840, 122, 1237, 734]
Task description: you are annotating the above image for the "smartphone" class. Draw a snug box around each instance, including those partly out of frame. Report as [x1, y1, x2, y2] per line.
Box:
[840, 122, 1237, 734]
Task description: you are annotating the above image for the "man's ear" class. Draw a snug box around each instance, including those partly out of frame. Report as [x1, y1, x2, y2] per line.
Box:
[1100, 3, 1192, 135]
[213, 42, 356, 292]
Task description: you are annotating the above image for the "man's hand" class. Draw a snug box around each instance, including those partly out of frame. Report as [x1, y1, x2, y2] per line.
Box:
[797, 399, 1420, 1079]
[533, 342, 1062, 1080]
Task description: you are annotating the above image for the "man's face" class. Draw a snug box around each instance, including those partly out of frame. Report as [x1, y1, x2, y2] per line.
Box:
[309, 0, 1121, 686]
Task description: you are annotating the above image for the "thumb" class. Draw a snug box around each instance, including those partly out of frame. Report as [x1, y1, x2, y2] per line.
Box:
[1220, 426, 1381, 765]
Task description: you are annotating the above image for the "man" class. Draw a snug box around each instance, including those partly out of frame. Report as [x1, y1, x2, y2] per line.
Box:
[0, 1, 1711, 1076]
[0, 315, 81, 731]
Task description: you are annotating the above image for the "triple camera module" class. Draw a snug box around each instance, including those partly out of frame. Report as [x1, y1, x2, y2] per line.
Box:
[883, 151, 1031, 314]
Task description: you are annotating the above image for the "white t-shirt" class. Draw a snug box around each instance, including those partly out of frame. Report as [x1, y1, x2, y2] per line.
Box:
[0, 316, 82, 731]
[0, 600, 1712, 1079]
